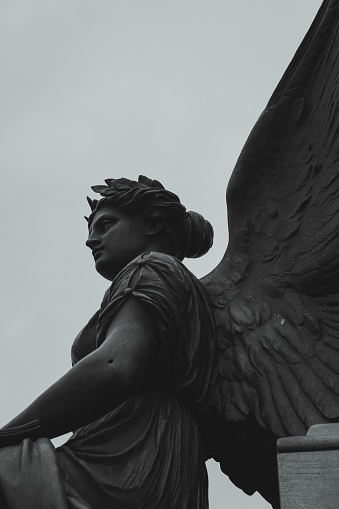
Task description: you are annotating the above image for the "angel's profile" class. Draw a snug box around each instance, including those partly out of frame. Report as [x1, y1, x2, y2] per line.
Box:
[0, 0, 338, 508]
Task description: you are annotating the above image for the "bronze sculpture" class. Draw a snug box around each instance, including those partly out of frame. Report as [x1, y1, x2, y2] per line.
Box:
[0, 176, 216, 508]
[1, 0, 339, 507]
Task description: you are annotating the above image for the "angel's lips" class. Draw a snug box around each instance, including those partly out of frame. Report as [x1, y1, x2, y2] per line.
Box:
[92, 250, 103, 261]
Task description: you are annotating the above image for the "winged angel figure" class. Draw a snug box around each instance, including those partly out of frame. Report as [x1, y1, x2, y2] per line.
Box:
[0, 0, 338, 508]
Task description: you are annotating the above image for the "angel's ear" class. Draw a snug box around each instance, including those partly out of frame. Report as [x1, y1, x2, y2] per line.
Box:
[146, 219, 165, 237]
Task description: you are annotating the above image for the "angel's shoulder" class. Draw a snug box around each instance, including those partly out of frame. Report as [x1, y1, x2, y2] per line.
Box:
[122, 251, 203, 290]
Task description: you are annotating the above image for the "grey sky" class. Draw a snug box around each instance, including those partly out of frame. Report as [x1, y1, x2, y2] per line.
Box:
[0, 1, 322, 507]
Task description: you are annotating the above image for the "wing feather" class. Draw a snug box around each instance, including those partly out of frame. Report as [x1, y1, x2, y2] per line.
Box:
[202, 0, 339, 443]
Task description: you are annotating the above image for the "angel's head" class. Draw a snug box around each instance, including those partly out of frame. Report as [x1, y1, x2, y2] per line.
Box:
[85, 175, 213, 281]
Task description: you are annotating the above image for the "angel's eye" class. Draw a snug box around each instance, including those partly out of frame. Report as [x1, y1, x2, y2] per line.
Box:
[102, 220, 113, 232]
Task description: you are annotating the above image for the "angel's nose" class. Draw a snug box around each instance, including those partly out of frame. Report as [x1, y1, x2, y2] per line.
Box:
[86, 232, 100, 249]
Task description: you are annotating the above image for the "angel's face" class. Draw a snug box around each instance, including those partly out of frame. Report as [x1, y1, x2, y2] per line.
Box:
[86, 205, 149, 281]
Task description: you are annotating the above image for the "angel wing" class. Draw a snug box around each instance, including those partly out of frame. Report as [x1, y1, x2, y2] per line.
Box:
[201, 0, 339, 503]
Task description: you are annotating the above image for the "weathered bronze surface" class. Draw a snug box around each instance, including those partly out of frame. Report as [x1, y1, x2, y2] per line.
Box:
[1, 1, 339, 508]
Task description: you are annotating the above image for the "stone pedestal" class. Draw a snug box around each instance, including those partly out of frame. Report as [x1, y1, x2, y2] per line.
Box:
[277, 423, 339, 508]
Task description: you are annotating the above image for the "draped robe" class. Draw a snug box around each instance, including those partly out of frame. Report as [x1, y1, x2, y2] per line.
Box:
[0, 252, 216, 509]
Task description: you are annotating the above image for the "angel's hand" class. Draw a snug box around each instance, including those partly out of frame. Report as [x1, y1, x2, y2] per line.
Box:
[0, 421, 42, 448]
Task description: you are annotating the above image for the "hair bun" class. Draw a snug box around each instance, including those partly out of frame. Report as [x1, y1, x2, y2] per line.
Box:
[185, 211, 214, 258]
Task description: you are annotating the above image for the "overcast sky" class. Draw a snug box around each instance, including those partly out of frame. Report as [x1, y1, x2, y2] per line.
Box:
[1, 1, 322, 507]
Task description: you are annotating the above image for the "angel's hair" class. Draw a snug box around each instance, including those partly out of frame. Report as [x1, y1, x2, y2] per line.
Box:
[86, 175, 213, 260]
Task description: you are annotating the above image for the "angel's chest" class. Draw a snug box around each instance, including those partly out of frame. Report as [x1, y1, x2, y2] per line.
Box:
[71, 310, 100, 364]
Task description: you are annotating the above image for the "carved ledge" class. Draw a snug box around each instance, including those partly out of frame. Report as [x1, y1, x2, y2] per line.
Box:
[277, 424, 339, 509]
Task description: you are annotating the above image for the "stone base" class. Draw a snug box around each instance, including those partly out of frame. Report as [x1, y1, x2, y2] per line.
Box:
[278, 423, 339, 509]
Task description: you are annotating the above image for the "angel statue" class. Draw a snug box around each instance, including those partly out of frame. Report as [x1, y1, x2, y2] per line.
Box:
[0, 0, 339, 507]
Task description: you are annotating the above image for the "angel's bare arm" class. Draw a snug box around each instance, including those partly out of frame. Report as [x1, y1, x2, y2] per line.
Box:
[1, 298, 156, 440]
